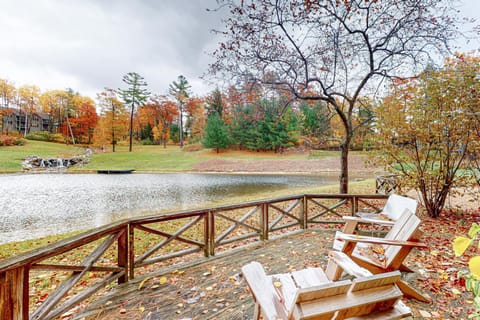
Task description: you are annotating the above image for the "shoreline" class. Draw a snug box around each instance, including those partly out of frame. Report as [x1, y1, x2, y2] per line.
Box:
[6, 169, 375, 180]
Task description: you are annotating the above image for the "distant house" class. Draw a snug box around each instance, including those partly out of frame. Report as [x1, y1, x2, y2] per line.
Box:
[2, 108, 50, 134]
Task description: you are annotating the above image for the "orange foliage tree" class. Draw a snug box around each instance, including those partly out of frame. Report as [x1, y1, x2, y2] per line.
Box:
[142, 95, 178, 147]
[68, 98, 98, 144]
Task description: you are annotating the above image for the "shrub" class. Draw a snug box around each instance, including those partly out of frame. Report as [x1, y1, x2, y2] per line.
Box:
[183, 143, 203, 152]
[140, 139, 153, 145]
[0, 135, 25, 146]
[25, 131, 63, 143]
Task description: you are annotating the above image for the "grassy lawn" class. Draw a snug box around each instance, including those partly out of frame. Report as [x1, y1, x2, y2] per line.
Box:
[0, 140, 85, 172]
[80, 145, 211, 171]
[0, 141, 344, 172]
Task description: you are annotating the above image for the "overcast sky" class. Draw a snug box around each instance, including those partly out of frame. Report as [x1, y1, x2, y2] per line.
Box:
[0, 0, 478, 100]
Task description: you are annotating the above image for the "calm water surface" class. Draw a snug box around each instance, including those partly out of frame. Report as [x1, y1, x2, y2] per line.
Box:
[0, 173, 351, 244]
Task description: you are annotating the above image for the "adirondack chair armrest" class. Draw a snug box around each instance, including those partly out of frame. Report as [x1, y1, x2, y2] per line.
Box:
[336, 233, 428, 248]
[328, 251, 373, 278]
[343, 216, 396, 226]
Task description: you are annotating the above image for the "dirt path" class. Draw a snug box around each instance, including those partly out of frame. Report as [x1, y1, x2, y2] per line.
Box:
[192, 154, 379, 174]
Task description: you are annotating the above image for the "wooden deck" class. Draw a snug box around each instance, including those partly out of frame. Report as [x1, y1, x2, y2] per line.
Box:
[75, 230, 420, 320]
[4, 194, 465, 319]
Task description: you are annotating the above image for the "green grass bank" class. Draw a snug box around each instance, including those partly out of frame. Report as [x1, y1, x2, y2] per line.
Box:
[0, 141, 340, 173]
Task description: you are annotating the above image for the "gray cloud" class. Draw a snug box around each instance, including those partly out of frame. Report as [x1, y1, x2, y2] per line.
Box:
[0, 0, 223, 98]
[0, 0, 477, 101]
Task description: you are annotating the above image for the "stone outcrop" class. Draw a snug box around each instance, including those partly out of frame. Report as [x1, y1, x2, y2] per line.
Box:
[22, 149, 92, 171]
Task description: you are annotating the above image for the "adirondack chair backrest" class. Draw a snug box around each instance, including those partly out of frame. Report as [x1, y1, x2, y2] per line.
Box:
[241, 261, 289, 320]
[382, 194, 417, 221]
[383, 209, 421, 266]
[383, 208, 415, 241]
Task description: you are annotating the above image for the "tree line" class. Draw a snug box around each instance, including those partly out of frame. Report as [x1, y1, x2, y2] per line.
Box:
[0, 74, 342, 153]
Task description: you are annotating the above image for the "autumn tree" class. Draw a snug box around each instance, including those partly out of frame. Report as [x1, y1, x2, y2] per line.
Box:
[185, 97, 206, 142]
[469, 112, 480, 188]
[96, 88, 127, 152]
[169, 75, 191, 148]
[374, 54, 480, 218]
[118, 72, 150, 152]
[0, 78, 16, 133]
[17, 85, 40, 136]
[142, 95, 179, 147]
[206, 88, 224, 117]
[0, 79, 16, 109]
[210, 0, 463, 193]
[39, 90, 71, 134]
[69, 97, 98, 144]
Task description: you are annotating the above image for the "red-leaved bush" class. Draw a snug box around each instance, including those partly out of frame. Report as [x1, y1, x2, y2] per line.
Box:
[0, 135, 25, 146]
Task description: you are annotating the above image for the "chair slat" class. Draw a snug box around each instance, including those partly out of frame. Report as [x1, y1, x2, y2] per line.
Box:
[291, 268, 331, 288]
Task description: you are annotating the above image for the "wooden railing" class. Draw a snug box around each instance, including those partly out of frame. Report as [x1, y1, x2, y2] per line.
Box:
[375, 173, 401, 195]
[0, 193, 388, 320]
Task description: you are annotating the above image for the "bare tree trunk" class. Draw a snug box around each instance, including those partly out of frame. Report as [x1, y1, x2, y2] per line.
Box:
[24, 110, 28, 137]
[339, 142, 349, 194]
[66, 115, 75, 145]
[112, 102, 116, 152]
[129, 103, 134, 152]
[112, 132, 116, 152]
[179, 105, 184, 148]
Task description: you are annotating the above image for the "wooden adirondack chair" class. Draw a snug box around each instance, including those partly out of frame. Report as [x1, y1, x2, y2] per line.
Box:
[344, 194, 418, 235]
[328, 209, 430, 303]
[356, 194, 418, 222]
[242, 254, 412, 320]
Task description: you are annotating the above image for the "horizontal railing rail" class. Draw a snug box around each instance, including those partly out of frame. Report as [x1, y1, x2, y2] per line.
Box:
[0, 193, 388, 320]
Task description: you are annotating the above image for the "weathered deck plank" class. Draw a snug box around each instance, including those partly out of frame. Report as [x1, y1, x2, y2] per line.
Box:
[76, 231, 337, 320]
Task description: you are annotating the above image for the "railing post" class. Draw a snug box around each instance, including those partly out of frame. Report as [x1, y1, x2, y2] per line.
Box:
[352, 196, 358, 216]
[208, 210, 215, 256]
[204, 212, 209, 257]
[117, 225, 128, 284]
[263, 203, 269, 241]
[129, 224, 135, 280]
[259, 203, 265, 240]
[0, 267, 29, 320]
[301, 195, 307, 229]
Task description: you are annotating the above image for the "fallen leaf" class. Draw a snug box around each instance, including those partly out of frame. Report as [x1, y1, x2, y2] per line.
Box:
[138, 276, 152, 290]
[453, 236, 472, 256]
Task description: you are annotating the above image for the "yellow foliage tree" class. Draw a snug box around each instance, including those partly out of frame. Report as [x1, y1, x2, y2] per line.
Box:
[0, 78, 16, 133]
[374, 53, 480, 217]
[95, 88, 128, 151]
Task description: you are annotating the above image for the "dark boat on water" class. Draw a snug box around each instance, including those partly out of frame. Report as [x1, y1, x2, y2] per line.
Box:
[97, 169, 135, 174]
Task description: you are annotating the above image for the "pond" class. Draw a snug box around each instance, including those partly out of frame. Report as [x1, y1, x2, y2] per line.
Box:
[0, 173, 364, 244]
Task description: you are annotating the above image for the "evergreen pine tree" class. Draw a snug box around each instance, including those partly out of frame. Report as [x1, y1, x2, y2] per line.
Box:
[118, 72, 150, 152]
[203, 113, 230, 153]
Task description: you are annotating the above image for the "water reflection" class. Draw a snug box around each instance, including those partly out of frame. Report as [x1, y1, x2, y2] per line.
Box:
[0, 173, 350, 244]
